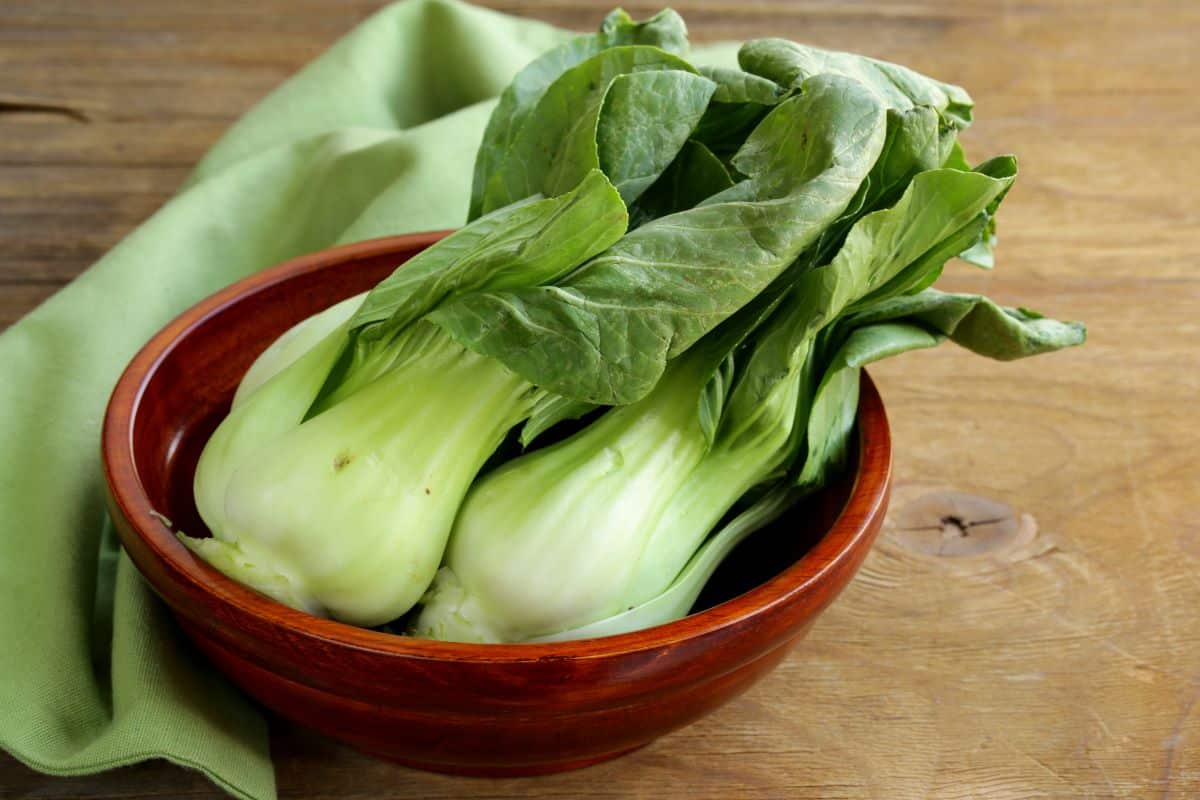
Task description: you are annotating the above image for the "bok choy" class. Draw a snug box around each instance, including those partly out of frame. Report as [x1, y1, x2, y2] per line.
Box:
[186, 8, 1085, 637]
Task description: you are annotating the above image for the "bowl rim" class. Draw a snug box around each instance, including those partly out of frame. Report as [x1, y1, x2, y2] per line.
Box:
[103, 231, 892, 663]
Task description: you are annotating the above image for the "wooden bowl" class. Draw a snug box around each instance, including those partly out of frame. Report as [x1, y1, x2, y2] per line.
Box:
[102, 231, 893, 776]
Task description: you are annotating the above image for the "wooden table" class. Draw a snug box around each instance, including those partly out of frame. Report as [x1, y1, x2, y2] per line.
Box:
[3, 1, 1197, 797]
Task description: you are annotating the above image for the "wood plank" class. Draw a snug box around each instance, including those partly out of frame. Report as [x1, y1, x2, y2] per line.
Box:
[2, 0, 1198, 797]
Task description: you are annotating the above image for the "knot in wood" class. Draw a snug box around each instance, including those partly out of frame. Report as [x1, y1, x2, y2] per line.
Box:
[887, 489, 1037, 558]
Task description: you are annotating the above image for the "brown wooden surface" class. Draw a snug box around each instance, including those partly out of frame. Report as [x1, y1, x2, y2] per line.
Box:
[2, 0, 1198, 797]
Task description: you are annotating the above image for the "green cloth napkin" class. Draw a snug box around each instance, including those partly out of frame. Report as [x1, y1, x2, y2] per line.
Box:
[0, 2, 737, 797]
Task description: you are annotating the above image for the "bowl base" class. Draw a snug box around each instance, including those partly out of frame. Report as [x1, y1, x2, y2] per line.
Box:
[356, 743, 648, 777]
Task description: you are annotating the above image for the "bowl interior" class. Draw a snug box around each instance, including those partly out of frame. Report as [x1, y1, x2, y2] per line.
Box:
[124, 234, 865, 639]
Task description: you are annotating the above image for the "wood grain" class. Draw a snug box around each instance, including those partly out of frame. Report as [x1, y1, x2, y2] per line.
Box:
[3, 0, 1199, 798]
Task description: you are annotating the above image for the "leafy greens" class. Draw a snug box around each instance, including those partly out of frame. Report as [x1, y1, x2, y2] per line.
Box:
[187, 8, 1085, 638]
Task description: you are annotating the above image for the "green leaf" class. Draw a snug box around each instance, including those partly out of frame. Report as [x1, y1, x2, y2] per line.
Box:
[944, 139, 972, 171]
[692, 101, 775, 156]
[856, 213, 987, 304]
[477, 46, 707, 215]
[840, 288, 1088, 361]
[795, 290, 1087, 490]
[775, 163, 1021, 467]
[594, 70, 717, 204]
[720, 163, 1017, 435]
[794, 323, 941, 491]
[351, 169, 626, 333]
[682, 103, 956, 425]
[739, 37, 974, 129]
[317, 170, 626, 406]
[974, 155, 1019, 210]
[859, 156, 1018, 305]
[866, 107, 945, 209]
[953, 154, 1019, 270]
[430, 74, 889, 405]
[799, 105, 945, 272]
[956, 214, 997, 268]
[697, 353, 736, 444]
[675, 159, 1015, 482]
[630, 139, 734, 225]
[690, 66, 787, 154]
[598, 7, 690, 55]
[701, 66, 787, 105]
[468, 9, 690, 220]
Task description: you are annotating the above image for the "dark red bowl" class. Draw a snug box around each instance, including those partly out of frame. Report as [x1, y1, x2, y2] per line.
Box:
[102, 231, 892, 776]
